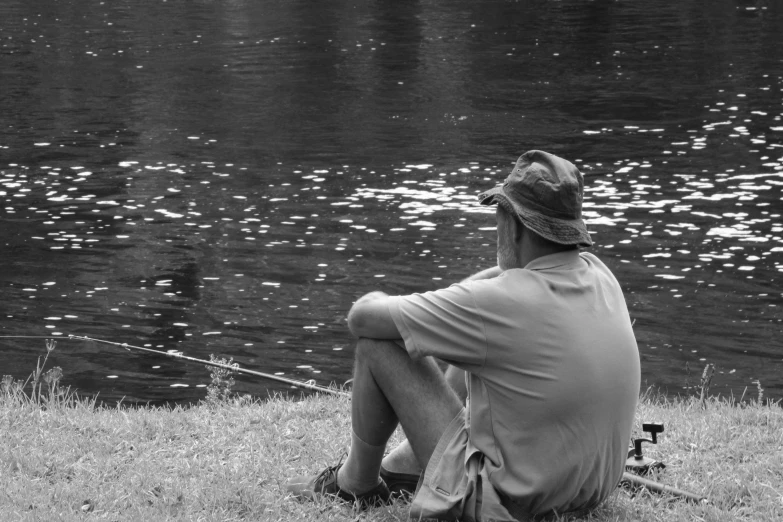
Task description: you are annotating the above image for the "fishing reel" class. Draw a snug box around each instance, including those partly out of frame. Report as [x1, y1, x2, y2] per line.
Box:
[621, 422, 707, 503]
[626, 422, 666, 475]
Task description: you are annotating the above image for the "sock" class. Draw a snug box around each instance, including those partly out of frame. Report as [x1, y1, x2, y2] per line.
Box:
[337, 430, 385, 494]
[381, 439, 422, 474]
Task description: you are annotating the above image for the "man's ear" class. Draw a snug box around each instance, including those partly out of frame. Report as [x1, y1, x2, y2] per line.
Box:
[497, 206, 524, 244]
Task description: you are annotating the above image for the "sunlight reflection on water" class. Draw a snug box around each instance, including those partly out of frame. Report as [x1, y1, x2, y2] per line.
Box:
[3, 144, 783, 402]
[2, 0, 782, 403]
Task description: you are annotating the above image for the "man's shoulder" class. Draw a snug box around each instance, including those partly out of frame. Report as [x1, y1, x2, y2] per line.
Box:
[461, 269, 543, 303]
[578, 251, 604, 266]
[578, 251, 621, 281]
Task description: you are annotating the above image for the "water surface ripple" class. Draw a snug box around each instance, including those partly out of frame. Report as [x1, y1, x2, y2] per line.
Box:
[1, 0, 781, 403]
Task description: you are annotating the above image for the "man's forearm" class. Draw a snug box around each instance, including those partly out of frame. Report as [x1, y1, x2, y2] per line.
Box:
[460, 266, 503, 284]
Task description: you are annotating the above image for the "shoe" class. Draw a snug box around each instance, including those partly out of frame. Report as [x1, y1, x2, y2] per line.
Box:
[380, 464, 421, 497]
[286, 462, 391, 509]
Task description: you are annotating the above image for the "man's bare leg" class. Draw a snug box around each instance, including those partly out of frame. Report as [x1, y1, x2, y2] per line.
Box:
[445, 364, 468, 402]
[337, 338, 463, 493]
[381, 364, 467, 475]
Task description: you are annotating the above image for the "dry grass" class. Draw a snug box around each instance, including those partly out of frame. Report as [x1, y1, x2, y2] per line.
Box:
[0, 389, 410, 521]
[592, 390, 783, 521]
[1, 390, 782, 521]
[2, 352, 782, 521]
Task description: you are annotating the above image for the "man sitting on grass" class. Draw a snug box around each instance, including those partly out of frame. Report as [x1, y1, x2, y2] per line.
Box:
[286, 150, 641, 521]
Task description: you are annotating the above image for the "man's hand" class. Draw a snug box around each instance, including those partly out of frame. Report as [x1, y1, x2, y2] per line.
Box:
[347, 291, 401, 339]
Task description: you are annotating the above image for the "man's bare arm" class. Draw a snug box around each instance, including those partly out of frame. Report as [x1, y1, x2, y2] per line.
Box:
[347, 267, 501, 339]
[347, 291, 400, 339]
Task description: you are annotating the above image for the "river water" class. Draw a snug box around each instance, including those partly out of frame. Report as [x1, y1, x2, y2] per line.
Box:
[1, 0, 782, 404]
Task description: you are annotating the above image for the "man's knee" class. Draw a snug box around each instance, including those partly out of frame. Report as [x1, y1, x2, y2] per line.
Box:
[354, 337, 404, 366]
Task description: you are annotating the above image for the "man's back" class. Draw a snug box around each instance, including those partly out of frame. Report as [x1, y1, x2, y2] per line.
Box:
[467, 250, 639, 514]
[390, 249, 640, 516]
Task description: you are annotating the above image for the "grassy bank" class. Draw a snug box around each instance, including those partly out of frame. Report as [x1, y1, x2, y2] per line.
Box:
[2, 390, 782, 521]
[2, 345, 782, 521]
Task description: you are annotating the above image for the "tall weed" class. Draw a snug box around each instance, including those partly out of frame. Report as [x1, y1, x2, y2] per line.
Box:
[1, 339, 75, 408]
[203, 354, 238, 407]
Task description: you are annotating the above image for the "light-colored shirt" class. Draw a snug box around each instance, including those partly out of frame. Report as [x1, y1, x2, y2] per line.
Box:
[388, 250, 640, 516]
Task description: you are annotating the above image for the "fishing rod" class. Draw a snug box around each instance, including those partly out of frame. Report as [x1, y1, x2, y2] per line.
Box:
[620, 472, 706, 503]
[0, 334, 349, 397]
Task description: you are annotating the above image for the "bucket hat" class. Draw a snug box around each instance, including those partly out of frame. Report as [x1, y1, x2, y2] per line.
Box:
[478, 150, 593, 247]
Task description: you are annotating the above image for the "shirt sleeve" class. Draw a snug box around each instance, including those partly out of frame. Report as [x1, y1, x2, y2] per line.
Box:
[388, 282, 489, 371]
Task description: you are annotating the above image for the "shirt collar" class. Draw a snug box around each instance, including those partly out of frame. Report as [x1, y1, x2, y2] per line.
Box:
[523, 249, 582, 271]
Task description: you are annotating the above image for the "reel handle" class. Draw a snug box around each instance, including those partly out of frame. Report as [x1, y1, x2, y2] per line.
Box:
[627, 422, 666, 475]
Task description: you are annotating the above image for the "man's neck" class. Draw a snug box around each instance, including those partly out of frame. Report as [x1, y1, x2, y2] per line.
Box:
[517, 240, 577, 268]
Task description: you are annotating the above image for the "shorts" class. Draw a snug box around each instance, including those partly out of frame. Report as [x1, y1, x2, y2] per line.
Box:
[409, 409, 521, 522]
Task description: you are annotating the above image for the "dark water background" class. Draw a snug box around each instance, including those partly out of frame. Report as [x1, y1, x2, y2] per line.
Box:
[1, 0, 782, 404]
